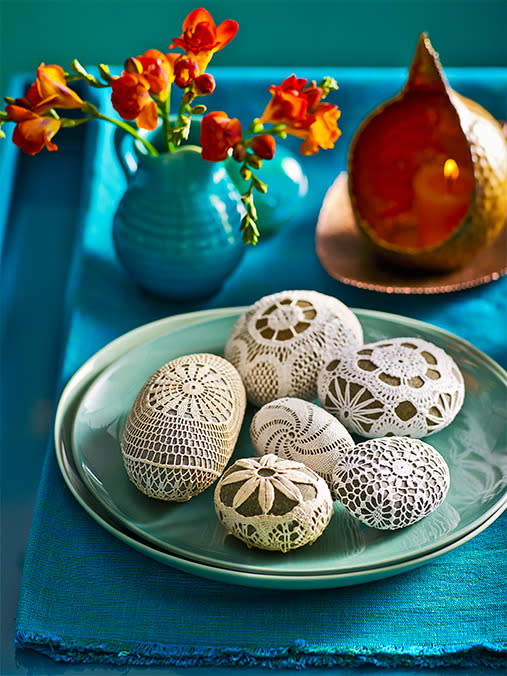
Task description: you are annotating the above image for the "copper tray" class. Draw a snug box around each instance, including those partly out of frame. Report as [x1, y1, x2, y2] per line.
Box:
[315, 173, 507, 294]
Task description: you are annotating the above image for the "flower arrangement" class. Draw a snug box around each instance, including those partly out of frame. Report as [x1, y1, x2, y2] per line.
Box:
[0, 7, 341, 244]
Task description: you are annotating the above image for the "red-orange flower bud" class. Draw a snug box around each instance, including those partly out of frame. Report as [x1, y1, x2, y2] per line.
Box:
[200, 111, 242, 161]
[5, 104, 62, 154]
[124, 57, 143, 74]
[232, 143, 247, 162]
[249, 134, 276, 160]
[174, 56, 200, 88]
[194, 73, 215, 96]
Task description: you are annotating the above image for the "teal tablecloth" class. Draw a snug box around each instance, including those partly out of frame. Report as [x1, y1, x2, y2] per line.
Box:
[12, 68, 507, 668]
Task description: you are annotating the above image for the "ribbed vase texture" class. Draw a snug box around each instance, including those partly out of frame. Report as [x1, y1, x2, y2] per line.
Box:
[113, 145, 245, 301]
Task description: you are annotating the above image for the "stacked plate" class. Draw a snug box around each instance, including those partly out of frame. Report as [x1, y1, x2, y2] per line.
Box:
[55, 307, 507, 589]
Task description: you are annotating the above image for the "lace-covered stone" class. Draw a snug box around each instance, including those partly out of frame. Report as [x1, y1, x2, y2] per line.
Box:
[332, 437, 450, 530]
[121, 353, 246, 502]
[250, 397, 355, 490]
[214, 454, 333, 552]
[225, 290, 363, 407]
[318, 337, 465, 438]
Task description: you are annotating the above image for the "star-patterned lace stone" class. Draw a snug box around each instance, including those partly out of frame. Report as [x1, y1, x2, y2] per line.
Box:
[318, 337, 465, 438]
[214, 454, 333, 552]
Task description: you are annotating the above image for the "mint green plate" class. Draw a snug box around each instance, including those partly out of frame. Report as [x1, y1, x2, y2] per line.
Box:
[56, 308, 506, 588]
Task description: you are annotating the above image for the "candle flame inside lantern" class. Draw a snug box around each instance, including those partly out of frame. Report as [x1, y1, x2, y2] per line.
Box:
[444, 158, 459, 192]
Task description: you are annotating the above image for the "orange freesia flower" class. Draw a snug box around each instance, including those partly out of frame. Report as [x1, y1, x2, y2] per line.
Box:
[260, 74, 341, 155]
[260, 75, 316, 130]
[299, 103, 341, 155]
[170, 8, 238, 72]
[110, 72, 158, 130]
[5, 104, 62, 154]
[200, 111, 242, 161]
[133, 49, 176, 102]
[32, 64, 84, 113]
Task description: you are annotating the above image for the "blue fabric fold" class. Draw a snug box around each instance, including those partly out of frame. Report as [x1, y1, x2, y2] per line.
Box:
[13, 69, 507, 668]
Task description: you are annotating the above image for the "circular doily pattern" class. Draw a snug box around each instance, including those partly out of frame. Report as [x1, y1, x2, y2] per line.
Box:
[332, 436, 450, 530]
[318, 337, 465, 438]
[121, 353, 246, 502]
[225, 290, 363, 407]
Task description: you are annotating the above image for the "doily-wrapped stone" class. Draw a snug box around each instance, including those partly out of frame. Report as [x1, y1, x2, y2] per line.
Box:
[225, 290, 363, 407]
[121, 353, 246, 502]
[332, 437, 450, 530]
[214, 454, 333, 552]
[318, 337, 464, 438]
[250, 397, 355, 489]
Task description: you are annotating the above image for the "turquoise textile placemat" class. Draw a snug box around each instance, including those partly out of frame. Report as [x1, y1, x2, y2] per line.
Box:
[12, 68, 507, 668]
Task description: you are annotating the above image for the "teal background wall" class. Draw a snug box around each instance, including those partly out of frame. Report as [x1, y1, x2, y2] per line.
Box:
[1, 0, 506, 96]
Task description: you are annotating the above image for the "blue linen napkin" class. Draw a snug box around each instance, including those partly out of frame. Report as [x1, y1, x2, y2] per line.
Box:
[14, 69, 507, 668]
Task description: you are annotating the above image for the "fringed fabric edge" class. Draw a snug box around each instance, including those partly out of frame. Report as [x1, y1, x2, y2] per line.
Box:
[14, 633, 507, 669]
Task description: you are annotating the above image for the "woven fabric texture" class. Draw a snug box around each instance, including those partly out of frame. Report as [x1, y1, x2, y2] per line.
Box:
[14, 73, 507, 669]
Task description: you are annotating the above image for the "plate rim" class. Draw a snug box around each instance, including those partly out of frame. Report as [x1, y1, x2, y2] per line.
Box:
[55, 306, 507, 587]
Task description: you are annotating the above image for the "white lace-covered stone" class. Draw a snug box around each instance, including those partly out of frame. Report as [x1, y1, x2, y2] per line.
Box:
[214, 453, 333, 552]
[250, 397, 355, 490]
[121, 353, 246, 502]
[332, 437, 450, 530]
[225, 290, 363, 407]
[318, 337, 465, 438]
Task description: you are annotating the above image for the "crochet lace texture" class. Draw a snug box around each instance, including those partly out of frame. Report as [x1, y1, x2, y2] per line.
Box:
[332, 437, 450, 530]
[250, 397, 355, 490]
[318, 337, 465, 438]
[225, 290, 363, 407]
[214, 454, 333, 552]
[121, 353, 246, 502]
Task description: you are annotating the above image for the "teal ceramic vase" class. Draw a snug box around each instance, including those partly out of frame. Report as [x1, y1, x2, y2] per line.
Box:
[113, 124, 245, 301]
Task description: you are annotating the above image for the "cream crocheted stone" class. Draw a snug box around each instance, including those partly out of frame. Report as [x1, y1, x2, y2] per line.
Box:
[225, 290, 363, 407]
[318, 337, 465, 438]
[250, 397, 355, 490]
[214, 453, 333, 552]
[121, 353, 246, 502]
[332, 436, 450, 530]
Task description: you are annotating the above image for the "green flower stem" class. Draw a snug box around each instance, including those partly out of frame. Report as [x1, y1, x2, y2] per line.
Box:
[242, 123, 288, 141]
[161, 95, 171, 153]
[166, 88, 195, 148]
[94, 111, 159, 156]
[61, 116, 95, 128]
